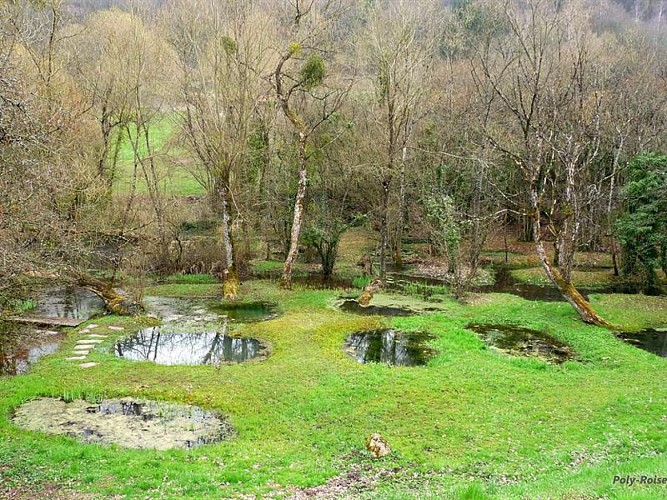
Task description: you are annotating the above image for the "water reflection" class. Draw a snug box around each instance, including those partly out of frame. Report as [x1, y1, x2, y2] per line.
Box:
[344, 329, 435, 366]
[0, 322, 65, 376]
[617, 329, 667, 357]
[115, 326, 265, 365]
[33, 287, 105, 320]
[339, 300, 416, 317]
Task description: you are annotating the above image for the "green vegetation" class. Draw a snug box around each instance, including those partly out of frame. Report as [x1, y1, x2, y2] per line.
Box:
[1, 282, 665, 498]
[113, 116, 205, 197]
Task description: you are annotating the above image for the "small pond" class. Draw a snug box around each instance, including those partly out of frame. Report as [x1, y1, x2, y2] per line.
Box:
[617, 329, 667, 357]
[144, 296, 277, 327]
[467, 324, 575, 364]
[33, 286, 105, 320]
[12, 397, 233, 450]
[344, 329, 436, 366]
[0, 322, 65, 376]
[339, 299, 416, 317]
[115, 327, 267, 365]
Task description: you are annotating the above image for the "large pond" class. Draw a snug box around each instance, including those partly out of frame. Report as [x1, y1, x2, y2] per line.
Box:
[115, 297, 273, 366]
[467, 323, 575, 364]
[344, 329, 436, 366]
[617, 329, 667, 357]
[12, 397, 233, 450]
[33, 286, 105, 320]
[0, 322, 65, 376]
[115, 328, 267, 365]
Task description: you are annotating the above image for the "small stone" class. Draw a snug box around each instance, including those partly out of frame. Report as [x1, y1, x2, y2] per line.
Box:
[73, 349, 91, 355]
[365, 433, 391, 458]
[45, 330, 60, 335]
[108, 326, 125, 331]
[76, 339, 103, 345]
[66, 356, 87, 361]
[79, 362, 98, 368]
[87, 324, 99, 329]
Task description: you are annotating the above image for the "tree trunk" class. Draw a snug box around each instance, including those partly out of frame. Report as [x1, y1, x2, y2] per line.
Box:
[281, 134, 308, 289]
[531, 197, 611, 327]
[220, 184, 239, 299]
[379, 179, 390, 280]
[71, 272, 144, 316]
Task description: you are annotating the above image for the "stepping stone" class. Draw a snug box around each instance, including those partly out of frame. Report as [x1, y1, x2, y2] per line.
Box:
[73, 348, 91, 354]
[79, 329, 90, 334]
[66, 356, 87, 361]
[76, 339, 103, 345]
[79, 362, 98, 369]
[45, 330, 60, 335]
[87, 324, 99, 329]
[86, 334, 108, 339]
[108, 326, 125, 331]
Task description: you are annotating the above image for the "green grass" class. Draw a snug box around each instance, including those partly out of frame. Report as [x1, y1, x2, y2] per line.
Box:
[0, 282, 665, 498]
[112, 115, 205, 197]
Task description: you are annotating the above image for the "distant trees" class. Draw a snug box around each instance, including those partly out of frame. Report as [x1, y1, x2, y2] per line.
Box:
[616, 153, 667, 293]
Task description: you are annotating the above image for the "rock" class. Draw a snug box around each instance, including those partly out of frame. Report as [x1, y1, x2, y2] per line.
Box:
[79, 362, 98, 369]
[76, 339, 103, 345]
[73, 348, 91, 355]
[87, 334, 108, 338]
[108, 326, 124, 331]
[365, 433, 391, 458]
[66, 356, 87, 361]
[87, 324, 99, 329]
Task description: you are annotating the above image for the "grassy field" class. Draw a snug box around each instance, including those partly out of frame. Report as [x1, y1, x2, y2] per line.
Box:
[1, 278, 665, 498]
[112, 114, 205, 198]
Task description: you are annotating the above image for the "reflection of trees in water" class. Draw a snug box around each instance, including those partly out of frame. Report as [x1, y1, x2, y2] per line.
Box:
[347, 329, 430, 366]
[116, 322, 262, 365]
[34, 287, 104, 319]
[620, 330, 667, 357]
[0, 323, 62, 375]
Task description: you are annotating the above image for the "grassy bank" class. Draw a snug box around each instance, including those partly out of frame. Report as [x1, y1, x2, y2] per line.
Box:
[0, 280, 665, 498]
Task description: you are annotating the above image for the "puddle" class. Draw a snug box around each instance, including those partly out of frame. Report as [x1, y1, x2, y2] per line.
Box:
[467, 324, 575, 364]
[617, 329, 667, 357]
[0, 322, 65, 376]
[12, 397, 233, 450]
[144, 297, 277, 328]
[207, 301, 278, 322]
[115, 327, 267, 365]
[33, 286, 105, 320]
[339, 299, 416, 317]
[344, 329, 436, 366]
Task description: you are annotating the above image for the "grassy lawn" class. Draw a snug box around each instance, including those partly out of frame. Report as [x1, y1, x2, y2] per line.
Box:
[1, 280, 665, 498]
[112, 114, 205, 198]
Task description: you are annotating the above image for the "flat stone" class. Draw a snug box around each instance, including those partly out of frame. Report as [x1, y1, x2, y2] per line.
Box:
[79, 362, 98, 369]
[45, 330, 60, 335]
[66, 356, 87, 361]
[86, 334, 108, 339]
[108, 326, 125, 331]
[87, 324, 99, 329]
[76, 339, 103, 345]
[73, 349, 91, 355]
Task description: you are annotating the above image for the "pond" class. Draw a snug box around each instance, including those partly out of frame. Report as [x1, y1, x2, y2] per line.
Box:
[115, 328, 267, 365]
[617, 329, 667, 357]
[0, 322, 65, 376]
[338, 299, 416, 317]
[12, 397, 233, 450]
[466, 323, 575, 364]
[33, 286, 105, 320]
[344, 329, 436, 366]
[143, 296, 277, 328]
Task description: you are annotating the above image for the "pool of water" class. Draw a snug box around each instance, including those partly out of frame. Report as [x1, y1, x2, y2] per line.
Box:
[344, 329, 436, 366]
[115, 328, 267, 365]
[33, 286, 105, 320]
[0, 322, 65, 376]
[617, 329, 667, 357]
[338, 299, 416, 317]
[12, 397, 233, 450]
[466, 323, 575, 363]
